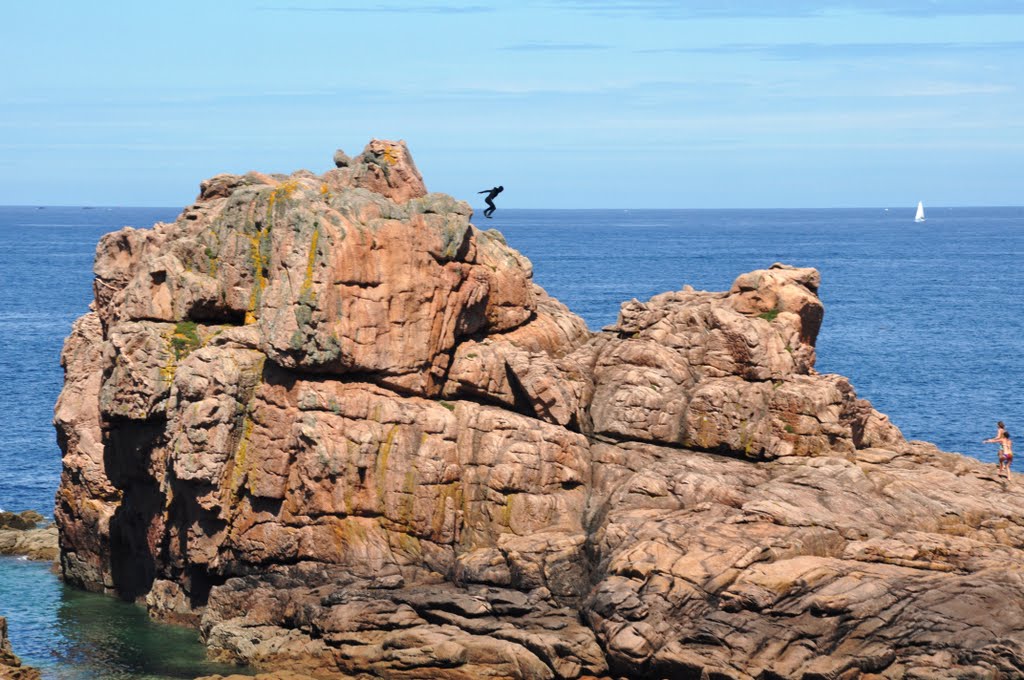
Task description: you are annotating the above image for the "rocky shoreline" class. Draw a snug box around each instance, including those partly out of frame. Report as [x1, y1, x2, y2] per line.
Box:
[0, 512, 54, 679]
[0, 511, 58, 563]
[51, 140, 1024, 679]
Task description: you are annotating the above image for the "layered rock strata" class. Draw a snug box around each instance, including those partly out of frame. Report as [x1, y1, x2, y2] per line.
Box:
[55, 141, 1024, 679]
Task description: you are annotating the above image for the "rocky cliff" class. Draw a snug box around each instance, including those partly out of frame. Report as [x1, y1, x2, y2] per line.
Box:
[55, 140, 1024, 679]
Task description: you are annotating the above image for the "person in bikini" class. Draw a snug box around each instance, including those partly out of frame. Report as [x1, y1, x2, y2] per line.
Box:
[984, 421, 1013, 480]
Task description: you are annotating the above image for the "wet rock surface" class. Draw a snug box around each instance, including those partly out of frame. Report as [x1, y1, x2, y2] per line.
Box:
[53, 141, 1024, 679]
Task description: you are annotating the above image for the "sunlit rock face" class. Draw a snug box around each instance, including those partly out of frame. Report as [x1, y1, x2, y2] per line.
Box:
[55, 141, 1024, 680]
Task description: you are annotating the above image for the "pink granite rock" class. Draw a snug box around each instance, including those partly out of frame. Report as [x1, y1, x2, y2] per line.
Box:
[52, 143, 1024, 680]
[88, 148, 534, 397]
[584, 264, 899, 458]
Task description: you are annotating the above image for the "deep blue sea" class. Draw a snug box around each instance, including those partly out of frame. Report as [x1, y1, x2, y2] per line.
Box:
[0, 205, 1022, 677]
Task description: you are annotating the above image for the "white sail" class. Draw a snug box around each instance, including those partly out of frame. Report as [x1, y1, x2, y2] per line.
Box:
[914, 201, 925, 222]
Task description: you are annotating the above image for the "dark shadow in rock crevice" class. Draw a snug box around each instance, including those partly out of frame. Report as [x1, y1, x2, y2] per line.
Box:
[103, 419, 165, 601]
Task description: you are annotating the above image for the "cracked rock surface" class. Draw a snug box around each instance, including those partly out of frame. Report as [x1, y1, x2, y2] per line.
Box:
[55, 140, 1024, 679]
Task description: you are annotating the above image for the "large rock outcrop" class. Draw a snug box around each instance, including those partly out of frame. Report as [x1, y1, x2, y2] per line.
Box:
[55, 141, 1024, 679]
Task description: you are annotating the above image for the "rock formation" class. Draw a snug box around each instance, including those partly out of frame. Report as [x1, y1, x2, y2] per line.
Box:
[54, 140, 1024, 679]
[0, 511, 58, 562]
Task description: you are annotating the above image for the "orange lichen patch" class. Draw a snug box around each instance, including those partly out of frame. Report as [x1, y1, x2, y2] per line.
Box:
[331, 518, 370, 554]
[159, 352, 177, 384]
[245, 185, 291, 324]
[501, 494, 515, 528]
[244, 230, 268, 325]
[432, 482, 462, 537]
[268, 179, 300, 211]
[380, 145, 398, 165]
[376, 426, 399, 500]
[230, 418, 255, 495]
[301, 226, 320, 299]
[395, 469, 417, 524]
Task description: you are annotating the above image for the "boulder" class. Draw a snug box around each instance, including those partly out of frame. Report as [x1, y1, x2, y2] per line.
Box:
[331, 149, 351, 169]
[0, 524, 58, 562]
[0, 512, 43, 531]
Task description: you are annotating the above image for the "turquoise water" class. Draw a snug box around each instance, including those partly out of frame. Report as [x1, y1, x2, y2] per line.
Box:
[0, 557, 247, 679]
[0, 205, 1022, 676]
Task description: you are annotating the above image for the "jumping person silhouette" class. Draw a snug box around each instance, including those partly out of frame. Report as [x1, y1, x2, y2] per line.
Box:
[478, 185, 504, 218]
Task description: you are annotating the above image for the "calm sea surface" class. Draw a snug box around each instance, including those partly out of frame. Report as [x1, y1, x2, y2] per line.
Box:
[0, 205, 1021, 676]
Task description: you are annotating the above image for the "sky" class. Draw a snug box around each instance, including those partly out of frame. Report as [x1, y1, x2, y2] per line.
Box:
[1, 0, 1022, 208]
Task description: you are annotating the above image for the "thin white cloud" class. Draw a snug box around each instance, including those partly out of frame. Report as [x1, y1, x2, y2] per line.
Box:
[256, 3, 492, 14]
[638, 41, 1024, 60]
[0, 142, 220, 152]
[546, 0, 1024, 18]
[499, 41, 611, 51]
[894, 82, 1015, 97]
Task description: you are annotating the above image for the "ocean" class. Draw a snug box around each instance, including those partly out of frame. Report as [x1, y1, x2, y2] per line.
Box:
[0, 205, 1021, 677]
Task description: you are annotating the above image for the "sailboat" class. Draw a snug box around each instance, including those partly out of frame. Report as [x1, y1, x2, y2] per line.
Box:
[914, 201, 925, 223]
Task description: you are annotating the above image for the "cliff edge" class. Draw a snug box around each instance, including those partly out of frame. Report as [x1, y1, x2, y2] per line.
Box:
[54, 140, 1024, 679]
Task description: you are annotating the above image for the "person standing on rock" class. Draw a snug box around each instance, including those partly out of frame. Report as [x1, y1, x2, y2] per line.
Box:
[998, 431, 1014, 480]
[984, 422, 1013, 480]
[478, 185, 504, 218]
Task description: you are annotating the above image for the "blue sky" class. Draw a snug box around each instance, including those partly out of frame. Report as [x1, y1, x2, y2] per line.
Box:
[1, 1, 1022, 208]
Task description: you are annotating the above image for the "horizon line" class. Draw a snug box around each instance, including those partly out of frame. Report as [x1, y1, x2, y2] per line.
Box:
[3, 203, 1023, 212]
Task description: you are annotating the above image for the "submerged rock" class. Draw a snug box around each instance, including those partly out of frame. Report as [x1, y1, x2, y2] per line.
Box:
[54, 141, 1024, 679]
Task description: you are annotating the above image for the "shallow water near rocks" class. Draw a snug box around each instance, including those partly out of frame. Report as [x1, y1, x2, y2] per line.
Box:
[0, 557, 248, 679]
[0, 204, 1021, 676]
